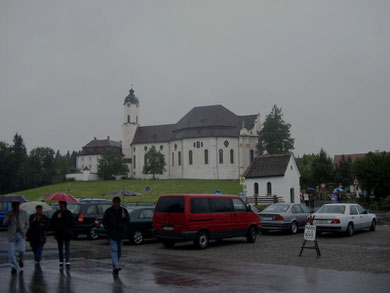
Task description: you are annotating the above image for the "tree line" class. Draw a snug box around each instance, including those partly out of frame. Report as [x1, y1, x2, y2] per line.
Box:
[0, 134, 77, 195]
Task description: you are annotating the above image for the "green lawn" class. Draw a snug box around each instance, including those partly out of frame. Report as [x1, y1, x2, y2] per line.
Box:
[16, 179, 242, 204]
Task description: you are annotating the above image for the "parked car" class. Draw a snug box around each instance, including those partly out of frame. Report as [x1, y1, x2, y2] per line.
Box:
[259, 203, 311, 234]
[78, 198, 112, 202]
[93, 206, 155, 244]
[67, 201, 112, 239]
[153, 194, 260, 249]
[0, 202, 12, 229]
[311, 203, 377, 236]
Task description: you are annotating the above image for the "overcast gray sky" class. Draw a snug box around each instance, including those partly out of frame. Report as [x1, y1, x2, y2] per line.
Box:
[1, 0, 389, 157]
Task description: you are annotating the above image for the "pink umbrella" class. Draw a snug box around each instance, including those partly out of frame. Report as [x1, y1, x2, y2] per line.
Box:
[44, 192, 79, 202]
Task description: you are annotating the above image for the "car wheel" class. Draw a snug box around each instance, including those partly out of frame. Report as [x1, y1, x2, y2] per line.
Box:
[87, 228, 99, 240]
[370, 219, 376, 231]
[247, 226, 257, 243]
[260, 229, 269, 235]
[131, 230, 144, 245]
[162, 241, 175, 248]
[346, 222, 354, 236]
[194, 231, 209, 249]
[290, 221, 298, 235]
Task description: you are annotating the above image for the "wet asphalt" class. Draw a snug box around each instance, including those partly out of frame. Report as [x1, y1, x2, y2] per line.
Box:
[0, 225, 389, 293]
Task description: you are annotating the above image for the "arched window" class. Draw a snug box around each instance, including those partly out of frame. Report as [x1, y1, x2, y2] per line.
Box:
[204, 149, 209, 165]
[172, 152, 174, 166]
[127, 115, 130, 123]
[254, 183, 259, 195]
[133, 155, 136, 169]
[230, 149, 234, 164]
[178, 151, 181, 166]
[290, 188, 295, 203]
[189, 150, 193, 165]
[267, 182, 272, 195]
[250, 149, 254, 163]
[219, 149, 223, 164]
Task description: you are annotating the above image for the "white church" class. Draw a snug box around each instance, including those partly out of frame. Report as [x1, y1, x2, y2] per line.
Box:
[122, 88, 261, 180]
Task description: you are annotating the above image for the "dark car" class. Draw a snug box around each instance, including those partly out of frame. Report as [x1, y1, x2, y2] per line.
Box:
[94, 206, 155, 245]
[66, 201, 112, 240]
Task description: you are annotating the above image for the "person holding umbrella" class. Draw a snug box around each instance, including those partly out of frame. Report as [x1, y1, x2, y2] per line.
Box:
[103, 197, 130, 274]
[51, 201, 74, 269]
[3, 201, 29, 274]
[26, 205, 49, 265]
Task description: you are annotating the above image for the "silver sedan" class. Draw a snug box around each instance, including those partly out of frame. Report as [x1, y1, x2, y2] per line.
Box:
[259, 203, 311, 234]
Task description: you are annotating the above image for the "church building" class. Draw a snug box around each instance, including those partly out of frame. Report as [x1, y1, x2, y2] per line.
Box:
[122, 88, 261, 180]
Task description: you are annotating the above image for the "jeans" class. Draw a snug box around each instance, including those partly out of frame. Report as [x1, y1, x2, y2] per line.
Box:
[30, 243, 44, 262]
[8, 232, 25, 270]
[109, 239, 123, 269]
[57, 239, 70, 263]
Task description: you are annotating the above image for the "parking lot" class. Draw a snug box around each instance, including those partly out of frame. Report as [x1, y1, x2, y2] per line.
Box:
[1, 224, 390, 292]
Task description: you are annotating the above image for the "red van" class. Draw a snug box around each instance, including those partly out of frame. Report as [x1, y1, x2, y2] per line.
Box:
[153, 194, 260, 249]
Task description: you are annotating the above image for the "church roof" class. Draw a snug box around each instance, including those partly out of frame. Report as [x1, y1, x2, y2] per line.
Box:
[124, 88, 139, 105]
[132, 105, 258, 144]
[243, 153, 293, 178]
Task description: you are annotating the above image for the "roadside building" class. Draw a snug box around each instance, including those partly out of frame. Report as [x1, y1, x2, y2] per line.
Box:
[244, 153, 301, 204]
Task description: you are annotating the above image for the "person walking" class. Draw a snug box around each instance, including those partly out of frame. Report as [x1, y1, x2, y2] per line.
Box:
[3, 202, 29, 274]
[51, 201, 74, 269]
[26, 205, 49, 265]
[303, 192, 310, 207]
[103, 197, 130, 274]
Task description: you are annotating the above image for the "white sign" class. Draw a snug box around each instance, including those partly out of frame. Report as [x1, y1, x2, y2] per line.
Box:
[304, 225, 316, 241]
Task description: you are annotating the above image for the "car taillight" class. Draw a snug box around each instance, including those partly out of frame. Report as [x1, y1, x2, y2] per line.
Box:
[94, 220, 100, 227]
[331, 219, 340, 224]
[78, 214, 84, 223]
[275, 215, 284, 221]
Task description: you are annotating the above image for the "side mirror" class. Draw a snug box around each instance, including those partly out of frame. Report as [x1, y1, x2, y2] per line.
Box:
[362, 210, 368, 214]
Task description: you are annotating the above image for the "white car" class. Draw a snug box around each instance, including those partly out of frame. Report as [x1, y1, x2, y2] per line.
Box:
[311, 203, 377, 236]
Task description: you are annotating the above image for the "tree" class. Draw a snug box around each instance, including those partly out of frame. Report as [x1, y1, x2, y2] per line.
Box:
[98, 150, 129, 180]
[0, 142, 12, 194]
[143, 146, 166, 179]
[9, 133, 27, 191]
[311, 149, 334, 186]
[21, 147, 56, 188]
[334, 155, 353, 189]
[352, 152, 390, 199]
[68, 151, 78, 172]
[296, 154, 316, 189]
[258, 105, 294, 154]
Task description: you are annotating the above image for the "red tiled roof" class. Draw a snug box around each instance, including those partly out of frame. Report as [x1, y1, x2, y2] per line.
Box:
[334, 153, 367, 166]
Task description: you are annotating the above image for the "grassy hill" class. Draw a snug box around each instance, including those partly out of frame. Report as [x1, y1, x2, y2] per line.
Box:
[16, 179, 242, 203]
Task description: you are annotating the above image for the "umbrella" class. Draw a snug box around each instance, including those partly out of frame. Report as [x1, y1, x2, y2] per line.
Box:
[20, 201, 52, 212]
[333, 187, 344, 193]
[0, 194, 28, 202]
[104, 189, 144, 203]
[44, 192, 79, 202]
[306, 188, 316, 193]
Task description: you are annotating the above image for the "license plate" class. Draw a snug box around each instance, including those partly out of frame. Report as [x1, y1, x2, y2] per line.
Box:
[262, 217, 273, 221]
[315, 220, 328, 224]
[163, 226, 174, 231]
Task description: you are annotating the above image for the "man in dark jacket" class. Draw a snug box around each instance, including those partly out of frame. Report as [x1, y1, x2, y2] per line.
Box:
[51, 201, 74, 268]
[27, 205, 49, 265]
[103, 197, 130, 274]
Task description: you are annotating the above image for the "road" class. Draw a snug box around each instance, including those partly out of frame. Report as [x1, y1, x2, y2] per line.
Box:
[1, 225, 389, 292]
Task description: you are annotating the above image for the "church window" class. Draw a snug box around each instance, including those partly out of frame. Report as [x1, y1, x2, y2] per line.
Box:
[201, 142, 204, 147]
[128, 115, 130, 123]
[204, 149, 209, 165]
[250, 149, 254, 162]
[224, 140, 229, 148]
[160, 145, 163, 151]
[230, 149, 234, 164]
[267, 182, 272, 195]
[193, 142, 196, 148]
[174, 144, 178, 151]
[197, 141, 200, 148]
[219, 149, 223, 164]
[172, 153, 174, 166]
[133, 147, 136, 152]
[144, 146, 148, 151]
[189, 150, 193, 165]
[178, 151, 181, 166]
[133, 155, 136, 168]
[254, 183, 259, 195]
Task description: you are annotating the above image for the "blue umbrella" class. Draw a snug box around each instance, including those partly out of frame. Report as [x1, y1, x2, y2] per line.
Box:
[306, 188, 316, 193]
[333, 187, 343, 193]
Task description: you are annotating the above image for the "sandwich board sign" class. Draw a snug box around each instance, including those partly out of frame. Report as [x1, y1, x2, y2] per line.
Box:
[304, 225, 316, 241]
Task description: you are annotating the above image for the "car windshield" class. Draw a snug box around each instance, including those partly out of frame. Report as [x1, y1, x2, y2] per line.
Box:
[67, 203, 81, 214]
[317, 205, 346, 214]
[263, 204, 290, 213]
[250, 205, 260, 213]
[155, 196, 185, 213]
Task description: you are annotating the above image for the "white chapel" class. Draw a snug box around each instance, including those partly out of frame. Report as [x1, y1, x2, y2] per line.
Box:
[122, 88, 261, 180]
